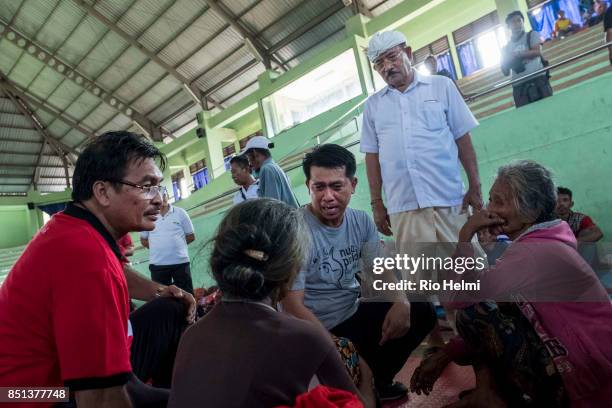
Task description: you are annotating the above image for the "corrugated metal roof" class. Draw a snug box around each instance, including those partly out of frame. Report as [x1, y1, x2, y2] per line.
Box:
[177, 26, 244, 80]
[77, 32, 129, 78]
[96, 47, 148, 91]
[0, 0, 395, 193]
[27, 67, 65, 98]
[11, 0, 60, 40]
[35, 1, 86, 51]
[81, 103, 119, 131]
[114, 61, 167, 103]
[147, 90, 192, 124]
[165, 104, 201, 133]
[57, 15, 110, 66]
[192, 46, 255, 91]
[0, 0, 24, 23]
[240, 0, 303, 35]
[0, 128, 39, 142]
[275, 8, 349, 63]
[210, 65, 263, 102]
[0, 113, 31, 129]
[132, 75, 181, 114]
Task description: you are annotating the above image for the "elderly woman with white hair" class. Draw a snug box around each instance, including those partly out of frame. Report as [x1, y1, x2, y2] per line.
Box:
[410, 160, 612, 408]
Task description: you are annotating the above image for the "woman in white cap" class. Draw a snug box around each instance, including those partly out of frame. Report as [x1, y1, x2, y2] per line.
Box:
[243, 136, 299, 208]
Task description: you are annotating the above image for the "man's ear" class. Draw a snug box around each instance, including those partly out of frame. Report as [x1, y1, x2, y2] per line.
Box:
[305, 179, 311, 192]
[92, 180, 112, 207]
[351, 177, 358, 193]
[404, 46, 413, 61]
[570, 200, 574, 209]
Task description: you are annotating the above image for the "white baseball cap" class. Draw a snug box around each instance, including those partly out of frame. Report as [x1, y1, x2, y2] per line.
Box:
[366, 30, 408, 62]
[241, 136, 273, 154]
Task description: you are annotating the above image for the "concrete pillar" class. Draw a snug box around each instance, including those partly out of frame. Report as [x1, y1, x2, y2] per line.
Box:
[196, 111, 226, 180]
[447, 34, 463, 79]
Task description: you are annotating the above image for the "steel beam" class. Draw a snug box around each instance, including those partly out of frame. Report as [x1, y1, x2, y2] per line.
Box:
[0, 76, 96, 142]
[0, 75, 77, 158]
[269, 2, 345, 54]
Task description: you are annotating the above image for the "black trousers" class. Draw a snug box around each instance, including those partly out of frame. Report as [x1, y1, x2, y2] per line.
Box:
[130, 297, 188, 388]
[149, 262, 193, 294]
[330, 301, 436, 385]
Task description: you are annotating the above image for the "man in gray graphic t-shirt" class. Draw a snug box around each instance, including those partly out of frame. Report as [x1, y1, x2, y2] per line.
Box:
[295, 206, 378, 329]
[281, 144, 436, 402]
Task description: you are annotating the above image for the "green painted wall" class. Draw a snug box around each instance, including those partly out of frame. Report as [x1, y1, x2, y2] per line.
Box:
[472, 72, 612, 237]
[0, 205, 39, 247]
[390, 0, 497, 50]
[225, 106, 262, 139]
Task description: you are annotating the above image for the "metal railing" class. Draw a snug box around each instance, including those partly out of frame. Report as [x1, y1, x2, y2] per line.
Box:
[468, 41, 612, 102]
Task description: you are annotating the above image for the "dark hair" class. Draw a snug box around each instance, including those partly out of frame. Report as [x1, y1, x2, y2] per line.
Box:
[209, 199, 308, 302]
[557, 186, 572, 199]
[505, 10, 524, 24]
[251, 147, 272, 158]
[229, 155, 250, 169]
[302, 144, 356, 181]
[72, 131, 166, 202]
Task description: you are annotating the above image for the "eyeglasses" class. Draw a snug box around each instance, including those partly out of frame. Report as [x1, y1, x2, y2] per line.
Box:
[110, 180, 167, 199]
[373, 50, 403, 71]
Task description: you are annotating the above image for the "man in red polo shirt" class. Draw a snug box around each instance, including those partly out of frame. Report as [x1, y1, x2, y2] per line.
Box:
[0, 131, 194, 407]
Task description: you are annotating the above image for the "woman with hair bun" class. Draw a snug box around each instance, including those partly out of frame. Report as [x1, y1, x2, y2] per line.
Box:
[169, 199, 374, 408]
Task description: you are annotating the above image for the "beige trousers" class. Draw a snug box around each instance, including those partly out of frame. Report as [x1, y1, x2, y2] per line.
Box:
[389, 206, 486, 282]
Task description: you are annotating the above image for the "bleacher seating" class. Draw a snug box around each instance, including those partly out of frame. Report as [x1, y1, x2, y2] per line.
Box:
[0, 245, 26, 285]
[459, 23, 611, 119]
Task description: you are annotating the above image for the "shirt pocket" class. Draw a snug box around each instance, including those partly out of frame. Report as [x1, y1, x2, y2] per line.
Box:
[419, 100, 445, 131]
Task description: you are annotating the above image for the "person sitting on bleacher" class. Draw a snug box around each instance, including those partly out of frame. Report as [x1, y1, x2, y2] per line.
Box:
[501, 11, 553, 108]
[553, 10, 577, 39]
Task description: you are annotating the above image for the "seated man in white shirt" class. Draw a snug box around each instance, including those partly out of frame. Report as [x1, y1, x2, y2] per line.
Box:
[230, 154, 259, 204]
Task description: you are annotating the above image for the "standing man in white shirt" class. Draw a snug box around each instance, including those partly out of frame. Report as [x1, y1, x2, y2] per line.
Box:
[361, 31, 483, 348]
[230, 154, 259, 204]
[141, 190, 196, 294]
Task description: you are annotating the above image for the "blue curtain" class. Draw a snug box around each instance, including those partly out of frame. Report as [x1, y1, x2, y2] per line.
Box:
[192, 168, 209, 190]
[172, 181, 181, 201]
[38, 202, 67, 216]
[457, 41, 481, 77]
[437, 52, 457, 79]
[528, 0, 583, 40]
